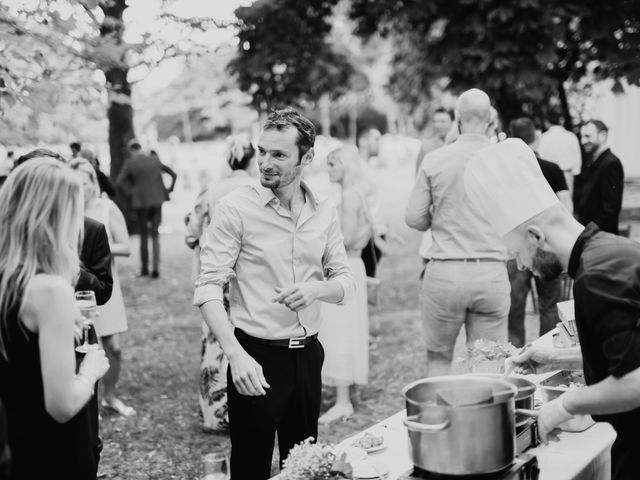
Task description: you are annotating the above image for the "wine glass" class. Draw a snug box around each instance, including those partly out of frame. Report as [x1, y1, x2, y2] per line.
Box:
[75, 291, 99, 354]
[203, 450, 229, 480]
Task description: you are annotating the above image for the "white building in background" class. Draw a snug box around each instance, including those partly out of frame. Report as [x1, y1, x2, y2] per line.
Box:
[587, 80, 640, 177]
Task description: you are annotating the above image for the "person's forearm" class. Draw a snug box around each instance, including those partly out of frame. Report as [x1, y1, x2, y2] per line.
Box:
[550, 346, 583, 370]
[313, 279, 346, 304]
[109, 244, 130, 257]
[199, 300, 244, 360]
[563, 367, 640, 416]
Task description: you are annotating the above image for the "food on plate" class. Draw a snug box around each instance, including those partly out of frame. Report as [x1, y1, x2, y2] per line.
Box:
[555, 381, 586, 390]
[352, 432, 384, 450]
[457, 339, 517, 373]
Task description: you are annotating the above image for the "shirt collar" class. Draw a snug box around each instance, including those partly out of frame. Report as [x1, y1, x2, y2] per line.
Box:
[456, 133, 490, 143]
[252, 179, 319, 208]
[568, 222, 600, 278]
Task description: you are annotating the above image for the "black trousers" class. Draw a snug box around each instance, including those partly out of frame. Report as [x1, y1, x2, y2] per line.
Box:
[136, 205, 162, 272]
[227, 330, 324, 480]
[361, 236, 383, 277]
[611, 430, 637, 480]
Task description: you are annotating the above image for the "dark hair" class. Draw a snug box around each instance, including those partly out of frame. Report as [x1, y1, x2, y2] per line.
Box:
[69, 142, 81, 152]
[583, 119, 609, 134]
[509, 117, 536, 145]
[14, 148, 66, 169]
[546, 108, 563, 126]
[263, 108, 316, 158]
[434, 107, 454, 121]
[227, 135, 255, 171]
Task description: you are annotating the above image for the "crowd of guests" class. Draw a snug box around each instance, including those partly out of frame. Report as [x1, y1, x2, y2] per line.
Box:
[0, 93, 629, 480]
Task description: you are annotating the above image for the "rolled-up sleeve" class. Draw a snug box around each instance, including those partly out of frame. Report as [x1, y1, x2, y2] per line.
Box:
[193, 201, 243, 307]
[323, 206, 355, 304]
[405, 168, 433, 231]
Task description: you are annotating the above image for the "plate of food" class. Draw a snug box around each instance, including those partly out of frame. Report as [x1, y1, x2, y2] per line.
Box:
[352, 431, 386, 453]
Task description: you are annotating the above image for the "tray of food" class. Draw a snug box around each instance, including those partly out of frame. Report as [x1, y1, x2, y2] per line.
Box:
[454, 339, 517, 374]
[539, 370, 594, 432]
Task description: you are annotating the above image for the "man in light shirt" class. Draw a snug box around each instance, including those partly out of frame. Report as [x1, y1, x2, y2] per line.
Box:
[405, 89, 510, 376]
[194, 108, 355, 480]
[538, 110, 582, 198]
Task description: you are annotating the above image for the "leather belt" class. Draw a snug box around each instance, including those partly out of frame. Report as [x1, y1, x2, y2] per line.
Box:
[431, 258, 505, 263]
[235, 329, 317, 349]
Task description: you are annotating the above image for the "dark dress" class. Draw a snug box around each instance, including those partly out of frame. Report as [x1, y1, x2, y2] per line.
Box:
[0, 297, 99, 479]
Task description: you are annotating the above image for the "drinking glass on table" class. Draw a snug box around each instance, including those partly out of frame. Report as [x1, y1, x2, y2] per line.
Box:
[75, 291, 99, 354]
[203, 450, 229, 480]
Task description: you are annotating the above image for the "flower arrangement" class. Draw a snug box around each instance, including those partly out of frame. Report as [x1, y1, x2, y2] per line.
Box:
[280, 437, 353, 480]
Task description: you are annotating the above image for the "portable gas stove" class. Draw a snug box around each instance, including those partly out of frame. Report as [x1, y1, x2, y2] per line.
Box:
[399, 421, 540, 480]
[398, 453, 539, 480]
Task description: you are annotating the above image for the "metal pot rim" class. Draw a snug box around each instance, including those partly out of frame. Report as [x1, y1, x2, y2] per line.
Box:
[402, 375, 518, 407]
[468, 373, 536, 400]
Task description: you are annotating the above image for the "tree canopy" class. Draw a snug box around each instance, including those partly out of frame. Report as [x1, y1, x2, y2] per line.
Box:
[228, 0, 355, 112]
[348, 0, 640, 127]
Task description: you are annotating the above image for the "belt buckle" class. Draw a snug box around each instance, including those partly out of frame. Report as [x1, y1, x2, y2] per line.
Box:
[288, 336, 305, 349]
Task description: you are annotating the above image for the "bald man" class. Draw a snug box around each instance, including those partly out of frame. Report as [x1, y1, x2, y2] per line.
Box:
[405, 89, 510, 376]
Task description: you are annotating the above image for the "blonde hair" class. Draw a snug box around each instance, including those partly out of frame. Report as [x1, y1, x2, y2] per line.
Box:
[0, 158, 84, 358]
[69, 157, 100, 201]
[327, 145, 366, 191]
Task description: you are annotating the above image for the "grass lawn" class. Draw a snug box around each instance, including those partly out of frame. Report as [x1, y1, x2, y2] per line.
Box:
[98, 164, 543, 479]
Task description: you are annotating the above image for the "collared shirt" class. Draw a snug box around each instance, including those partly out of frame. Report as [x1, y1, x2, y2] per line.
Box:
[569, 222, 640, 431]
[538, 125, 582, 175]
[193, 180, 355, 340]
[405, 134, 507, 260]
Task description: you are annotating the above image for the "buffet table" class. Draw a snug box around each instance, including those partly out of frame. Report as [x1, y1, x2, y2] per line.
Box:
[336, 329, 616, 480]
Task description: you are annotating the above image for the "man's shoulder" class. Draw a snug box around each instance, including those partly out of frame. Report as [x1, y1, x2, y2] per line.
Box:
[580, 233, 639, 274]
[600, 149, 623, 166]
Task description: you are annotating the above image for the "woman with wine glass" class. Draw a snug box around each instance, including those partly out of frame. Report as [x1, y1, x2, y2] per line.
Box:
[0, 158, 109, 479]
[70, 158, 135, 417]
[318, 145, 371, 424]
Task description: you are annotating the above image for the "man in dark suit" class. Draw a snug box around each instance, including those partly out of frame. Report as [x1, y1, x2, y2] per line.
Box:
[575, 120, 624, 234]
[116, 139, 177, 278]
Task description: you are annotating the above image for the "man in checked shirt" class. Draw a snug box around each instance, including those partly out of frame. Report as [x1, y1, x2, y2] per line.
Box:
[194, 108, 355, 479]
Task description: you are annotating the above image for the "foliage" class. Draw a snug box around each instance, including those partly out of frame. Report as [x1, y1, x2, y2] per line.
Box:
[348, 0, 640, 127]
[0, 1, 221, 148]
[136, 51, 258, 142]
[228, 0, 356, 111]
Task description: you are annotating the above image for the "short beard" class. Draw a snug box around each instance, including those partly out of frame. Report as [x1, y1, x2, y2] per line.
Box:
[532, 247, 563, 281]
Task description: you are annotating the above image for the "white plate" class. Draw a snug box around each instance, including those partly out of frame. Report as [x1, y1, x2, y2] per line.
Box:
[352, 458, 389, 479]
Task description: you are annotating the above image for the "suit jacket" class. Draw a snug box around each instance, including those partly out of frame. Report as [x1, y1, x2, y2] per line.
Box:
[116, 152, 177, 209]
[574, 148, 624, 235]
[77, 217, 113, 306]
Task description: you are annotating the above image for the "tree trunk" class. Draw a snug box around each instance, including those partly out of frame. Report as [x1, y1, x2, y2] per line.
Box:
[100, 0, 137, 231]
[557, 79, 574, 133]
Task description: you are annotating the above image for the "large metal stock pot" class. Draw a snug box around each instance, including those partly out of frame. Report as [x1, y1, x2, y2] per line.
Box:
[402, 375, 518, 476]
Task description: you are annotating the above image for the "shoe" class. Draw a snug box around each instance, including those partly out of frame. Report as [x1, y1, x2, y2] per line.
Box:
[137, 269, 149, 277]
[318, 403, 354, 425]
[102, 398, 136, 417]
[151, 270, 159, 278]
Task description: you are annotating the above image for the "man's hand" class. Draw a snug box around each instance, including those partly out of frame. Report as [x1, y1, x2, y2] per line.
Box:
[537, 396, 574, 444]
[273, 282, 319, 312]
[505, 345, 559, 374]
[229, 350, 270, 396]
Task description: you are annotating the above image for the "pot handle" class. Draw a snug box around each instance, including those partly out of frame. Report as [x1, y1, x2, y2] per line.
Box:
[515, 408, 539, 418]
[403, 414, 450, 432]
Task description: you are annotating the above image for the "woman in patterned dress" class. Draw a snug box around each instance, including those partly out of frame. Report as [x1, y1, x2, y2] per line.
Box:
[187, 134, 255, 432]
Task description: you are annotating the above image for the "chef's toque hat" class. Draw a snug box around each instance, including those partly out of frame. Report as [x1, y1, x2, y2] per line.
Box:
[464, 138, 559, 237]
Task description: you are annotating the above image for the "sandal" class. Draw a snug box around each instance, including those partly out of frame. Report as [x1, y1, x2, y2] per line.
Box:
[318, 403, 354, 425]
[102, 398, 136, 417]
